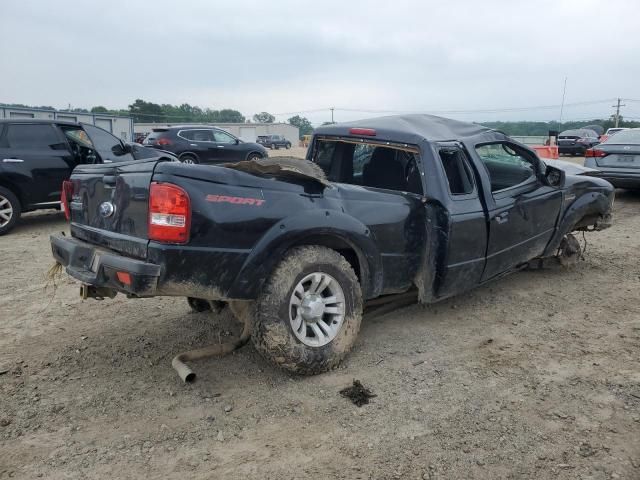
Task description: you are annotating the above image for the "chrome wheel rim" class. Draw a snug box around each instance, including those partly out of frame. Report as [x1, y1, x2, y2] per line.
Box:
[0, 195, 13, 227]
[289, 272, 345, 347]
[182, 157, 195, 164]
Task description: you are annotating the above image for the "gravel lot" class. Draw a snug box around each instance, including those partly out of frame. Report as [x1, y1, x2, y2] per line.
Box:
[1, 155, 639, 479]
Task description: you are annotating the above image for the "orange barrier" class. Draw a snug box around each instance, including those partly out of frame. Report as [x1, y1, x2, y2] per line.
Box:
[532, 145, 559, 159]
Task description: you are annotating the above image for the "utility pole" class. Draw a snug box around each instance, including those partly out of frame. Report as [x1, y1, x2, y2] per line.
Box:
[612, 98, 625, 127]
[330, 107, 334, 124]
[559, 77, 567, 123]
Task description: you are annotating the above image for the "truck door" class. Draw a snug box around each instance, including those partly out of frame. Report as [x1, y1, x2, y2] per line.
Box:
[473, 142, 562, 281]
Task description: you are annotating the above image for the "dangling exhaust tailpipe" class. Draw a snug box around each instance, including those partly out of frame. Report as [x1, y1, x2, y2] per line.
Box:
[172, 302, 253, 383]
[80, 284, 117, 300]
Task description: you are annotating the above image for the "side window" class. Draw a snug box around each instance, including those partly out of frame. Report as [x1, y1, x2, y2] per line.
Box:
[213, 130, 236, 144]
[6, 124, 60, 149]
[438, 148, 474, 195]
[475, 143, 536, 193]
[182, 129, 214, 142]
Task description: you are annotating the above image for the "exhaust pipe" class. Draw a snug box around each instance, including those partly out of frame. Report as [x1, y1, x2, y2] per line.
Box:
[172, 303, 252, 383]
[80, 284, 117, 300]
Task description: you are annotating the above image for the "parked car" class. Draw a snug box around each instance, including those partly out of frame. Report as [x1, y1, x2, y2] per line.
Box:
[257, 134, 292, 150]
[599, 127, 628, 143]
[0, 119, 176, 235]
[145, 125, 268, 164]
[584, 128, 640, 189]
[558, 128, 600, 156]
[50, 114, 613, 378]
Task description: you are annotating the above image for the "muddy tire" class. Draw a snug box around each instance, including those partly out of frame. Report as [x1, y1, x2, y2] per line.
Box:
[252, 246, 362, 375]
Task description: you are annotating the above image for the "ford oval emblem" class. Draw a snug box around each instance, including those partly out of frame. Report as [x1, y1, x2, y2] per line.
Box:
[99, 201, 115, 218]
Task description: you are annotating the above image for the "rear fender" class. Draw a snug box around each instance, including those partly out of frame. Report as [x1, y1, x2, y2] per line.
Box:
[226, 210, 382, 299]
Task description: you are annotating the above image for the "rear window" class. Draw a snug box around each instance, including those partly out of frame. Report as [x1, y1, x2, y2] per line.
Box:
[311, 137, 423, 194]
[605, 129, 640, 145]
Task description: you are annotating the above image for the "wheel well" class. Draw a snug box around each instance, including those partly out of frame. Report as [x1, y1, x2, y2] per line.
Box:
[288, 234, 362, 284]
[0, 181, 23, 207]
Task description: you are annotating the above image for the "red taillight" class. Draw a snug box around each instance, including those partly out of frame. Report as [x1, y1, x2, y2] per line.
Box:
[349, 128, 376, 136]
[61, 180, 74, 221]
[156, 137, 172, 146]
[116, 271, 132, 286]
[585, 149, 607, 158]
[148, 182, 191, 244]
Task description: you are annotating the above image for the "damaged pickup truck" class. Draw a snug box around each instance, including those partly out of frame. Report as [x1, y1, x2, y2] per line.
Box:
[50, 114, 614, 376]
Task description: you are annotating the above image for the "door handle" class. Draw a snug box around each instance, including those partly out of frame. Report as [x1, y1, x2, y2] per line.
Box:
[2, 158, 24, 163]
[217, 145, 225, 148]
[494, 211, 509, 224]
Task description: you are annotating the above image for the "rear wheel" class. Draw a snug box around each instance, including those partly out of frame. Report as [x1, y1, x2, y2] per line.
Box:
[271, 143, 277, 150]
[0, 187, 21, 236]
[180, 154, 199, 164]
[252, 246, 362, 375]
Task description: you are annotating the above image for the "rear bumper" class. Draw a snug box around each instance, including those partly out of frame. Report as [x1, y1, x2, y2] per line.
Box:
[51, 234, 161, 297]
[50, 233, 253, 300]
[558, 145, 586, 155]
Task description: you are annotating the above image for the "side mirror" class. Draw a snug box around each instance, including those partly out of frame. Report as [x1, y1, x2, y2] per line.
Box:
[543, 164, 565, 188]
[235, 139, 240, 145]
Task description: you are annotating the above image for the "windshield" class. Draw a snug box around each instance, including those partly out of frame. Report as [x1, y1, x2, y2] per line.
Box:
[604, 129, 640, 145]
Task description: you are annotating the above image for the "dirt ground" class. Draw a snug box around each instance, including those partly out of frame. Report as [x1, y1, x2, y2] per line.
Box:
[1, 154, 639, 480]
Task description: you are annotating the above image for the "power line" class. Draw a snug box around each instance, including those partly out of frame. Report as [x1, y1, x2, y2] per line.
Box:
[333, 99, 617, 116]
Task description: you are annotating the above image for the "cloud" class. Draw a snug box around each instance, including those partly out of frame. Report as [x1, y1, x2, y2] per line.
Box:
[1, 0, 639, 124]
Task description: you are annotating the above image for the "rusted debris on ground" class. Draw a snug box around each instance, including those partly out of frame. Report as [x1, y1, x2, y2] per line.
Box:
[339, 379, 376, 407]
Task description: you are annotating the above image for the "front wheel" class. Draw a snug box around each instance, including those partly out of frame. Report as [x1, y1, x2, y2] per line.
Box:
[0, 187, 21, 236]
[246, 153, 263, 162]
[285, 143, 291, 149]
[252, 246, 363, 375]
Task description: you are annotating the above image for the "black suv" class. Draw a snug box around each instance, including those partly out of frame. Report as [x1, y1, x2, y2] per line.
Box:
[144, 126, 268, 164]
[257, 134, 292, 149]
[0, 119, 175, 235]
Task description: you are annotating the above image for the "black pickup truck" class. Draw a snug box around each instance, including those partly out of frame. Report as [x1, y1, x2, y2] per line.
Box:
[50, 115, 614, 375]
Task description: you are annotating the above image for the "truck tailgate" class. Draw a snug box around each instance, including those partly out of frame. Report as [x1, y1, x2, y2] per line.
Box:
[69, 159, 162, 260]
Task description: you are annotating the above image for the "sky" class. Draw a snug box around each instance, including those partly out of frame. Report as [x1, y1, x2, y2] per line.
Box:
[2, 0, 640, 125]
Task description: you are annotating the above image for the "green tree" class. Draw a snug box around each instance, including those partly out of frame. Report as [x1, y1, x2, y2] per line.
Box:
[91, 106, 109, 113]
[288, 115, 313, 138]
[128, 99, 165, 122]
[252, 112, 275, 123]
[217, 109, 245, 123]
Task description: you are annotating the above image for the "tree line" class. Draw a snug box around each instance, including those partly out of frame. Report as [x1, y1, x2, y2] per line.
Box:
[479, 118, 640, 136]
[5, 101, 638, 138]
